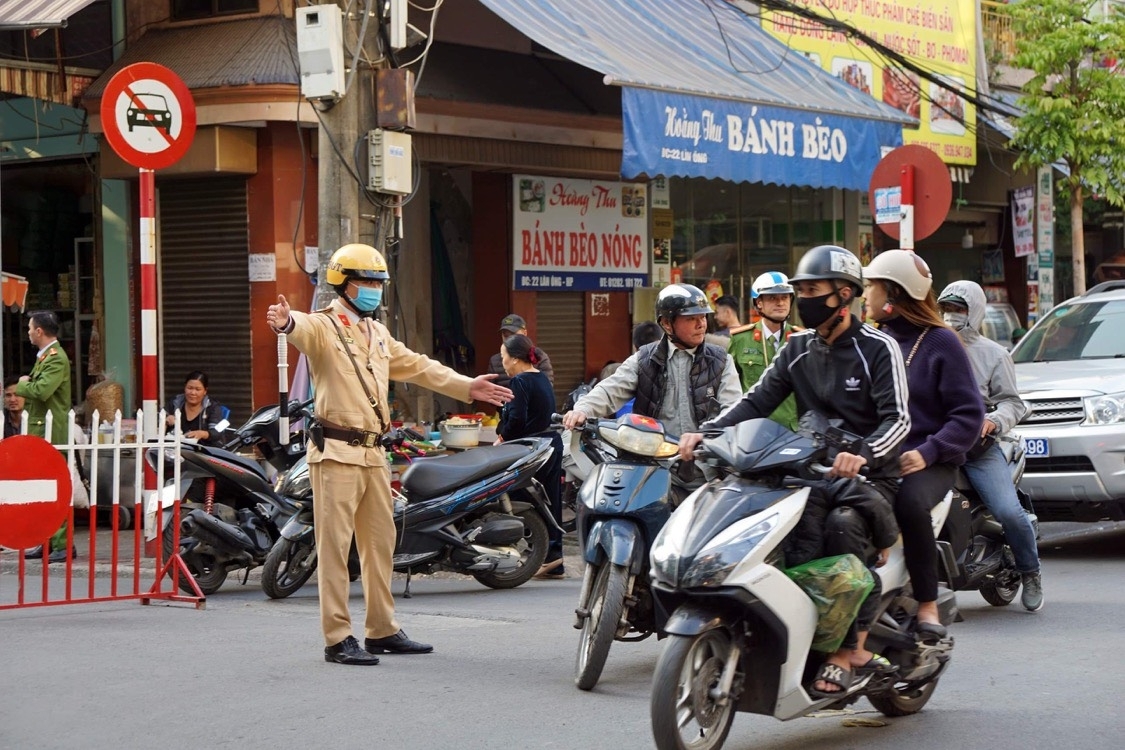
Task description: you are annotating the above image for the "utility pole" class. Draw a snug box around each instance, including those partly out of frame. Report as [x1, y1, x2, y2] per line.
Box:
[314, 0, 384, 308]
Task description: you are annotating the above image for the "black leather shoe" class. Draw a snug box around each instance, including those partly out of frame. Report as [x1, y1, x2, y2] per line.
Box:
[324, 636, 380, 665]
[47, 546, 77, 564]
[365, 630, 433, 655]
[24, 545, 44, 560]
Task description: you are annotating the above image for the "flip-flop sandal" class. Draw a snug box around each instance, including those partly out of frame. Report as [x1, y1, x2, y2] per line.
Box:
[854, 653, 896, 675]
[807, 662, 853, 699]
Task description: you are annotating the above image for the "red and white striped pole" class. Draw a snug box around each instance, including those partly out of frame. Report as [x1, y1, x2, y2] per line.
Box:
[900, 164, 915, 252]
[139, 168, 159, 441]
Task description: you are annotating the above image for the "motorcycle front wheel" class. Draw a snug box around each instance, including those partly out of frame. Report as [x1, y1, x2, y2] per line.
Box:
[163, 533, 228, 595]
[574, 562, 628, 691]
[471, 509, 548, 590]
[651, 631, 737, 750]
[262, 537, 317, 599]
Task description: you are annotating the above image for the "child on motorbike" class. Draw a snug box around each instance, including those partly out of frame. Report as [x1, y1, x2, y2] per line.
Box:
[679, 245, 909, 698]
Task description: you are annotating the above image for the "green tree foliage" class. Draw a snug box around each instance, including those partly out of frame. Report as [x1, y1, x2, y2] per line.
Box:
[1004, 0, 1125, 293]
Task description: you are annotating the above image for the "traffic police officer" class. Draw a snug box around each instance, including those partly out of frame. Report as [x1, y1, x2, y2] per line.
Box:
[267, 244, 512, 665]
[727, 272, 801, 431]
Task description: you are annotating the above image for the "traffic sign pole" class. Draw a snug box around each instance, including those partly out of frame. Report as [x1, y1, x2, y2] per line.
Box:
[100, 63, 195, 500]
[140, 168, 158, 439]
[900, 164, 915, 252]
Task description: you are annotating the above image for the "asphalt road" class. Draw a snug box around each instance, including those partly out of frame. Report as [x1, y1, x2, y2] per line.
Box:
[1, 522, 1122, 750]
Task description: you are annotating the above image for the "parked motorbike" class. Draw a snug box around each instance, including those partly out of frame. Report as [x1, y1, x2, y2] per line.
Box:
[570, 412, 679, 690]
[261, 430, 560, 599]
[939, 434, 1037, 606]
[648, 417, 957, 750]
[144, 399, 313, 595]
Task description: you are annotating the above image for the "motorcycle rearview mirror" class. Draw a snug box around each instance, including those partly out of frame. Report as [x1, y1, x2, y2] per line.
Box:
[214, 419, 231, 433]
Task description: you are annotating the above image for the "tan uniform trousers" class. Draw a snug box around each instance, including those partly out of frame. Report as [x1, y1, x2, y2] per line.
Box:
[310, 458, 399, 646]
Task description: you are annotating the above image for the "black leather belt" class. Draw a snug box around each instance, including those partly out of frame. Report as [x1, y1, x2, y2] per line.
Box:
[319, 419, 382, 448]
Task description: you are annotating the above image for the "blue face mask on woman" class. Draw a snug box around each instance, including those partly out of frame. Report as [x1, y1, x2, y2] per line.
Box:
[352, 285, 382, 312]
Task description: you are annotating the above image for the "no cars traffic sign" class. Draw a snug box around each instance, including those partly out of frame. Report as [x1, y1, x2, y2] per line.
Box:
[100, 62, 196, 170]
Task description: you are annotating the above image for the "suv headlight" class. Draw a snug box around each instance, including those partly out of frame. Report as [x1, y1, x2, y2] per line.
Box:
[1084, 391, 1125, 425]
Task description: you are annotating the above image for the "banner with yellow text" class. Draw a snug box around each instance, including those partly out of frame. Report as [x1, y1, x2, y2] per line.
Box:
[762, 0, 977, 166]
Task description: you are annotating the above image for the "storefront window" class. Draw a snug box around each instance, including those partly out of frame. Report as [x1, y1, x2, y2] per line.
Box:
[670, 178, 843, 305]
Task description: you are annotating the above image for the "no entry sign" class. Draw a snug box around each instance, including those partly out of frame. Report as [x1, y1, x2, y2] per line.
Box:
[100, 62, 196, 170]
[0, 436, 72, 550]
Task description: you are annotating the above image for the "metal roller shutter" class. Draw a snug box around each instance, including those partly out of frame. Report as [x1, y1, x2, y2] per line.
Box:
[158, 179, 252, 423]
[535, 292, 585, 411]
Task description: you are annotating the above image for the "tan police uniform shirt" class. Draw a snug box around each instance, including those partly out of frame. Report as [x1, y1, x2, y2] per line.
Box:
[287, 299, 474, 466]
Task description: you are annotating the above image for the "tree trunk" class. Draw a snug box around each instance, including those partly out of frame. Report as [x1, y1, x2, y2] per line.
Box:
[1071, 184, 1086, 296]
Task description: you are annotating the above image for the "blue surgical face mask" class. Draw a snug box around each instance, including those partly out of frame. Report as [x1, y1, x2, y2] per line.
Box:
[352, 285, 382, 312]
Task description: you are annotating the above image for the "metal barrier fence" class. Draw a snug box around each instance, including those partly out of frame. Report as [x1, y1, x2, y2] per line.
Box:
[0, 409, 205, 610]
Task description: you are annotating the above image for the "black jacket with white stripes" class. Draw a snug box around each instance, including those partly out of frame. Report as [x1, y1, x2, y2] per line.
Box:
[706, 317, 910, 480]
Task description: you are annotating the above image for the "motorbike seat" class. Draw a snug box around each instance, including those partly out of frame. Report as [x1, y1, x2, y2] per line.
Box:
[191, 443, 268, 480]
[401, 443, 535, 499]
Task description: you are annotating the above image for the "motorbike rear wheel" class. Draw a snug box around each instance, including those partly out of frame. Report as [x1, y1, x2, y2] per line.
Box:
[650, 631, 738, 750]
[575, 562, 628, 691]
[471, 509, 548, 590]
[868, 677, 941, 717]
[262, 538, 317, 599]
[979, 552, 1021, 606]
[162, 532, 228, 595]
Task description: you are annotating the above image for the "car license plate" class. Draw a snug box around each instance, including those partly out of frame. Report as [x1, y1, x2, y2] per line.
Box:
[1021, 437, 1050, 458]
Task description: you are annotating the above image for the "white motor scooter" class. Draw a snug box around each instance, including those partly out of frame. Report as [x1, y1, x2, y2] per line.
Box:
[648, 418, 957, 750]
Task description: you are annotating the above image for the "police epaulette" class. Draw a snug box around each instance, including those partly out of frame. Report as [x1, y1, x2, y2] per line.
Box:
[727, 323, 755, 336]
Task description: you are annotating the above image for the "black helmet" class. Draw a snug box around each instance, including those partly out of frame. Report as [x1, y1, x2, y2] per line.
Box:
[655, 283, 712, 323]
[790, 245, 863, 291]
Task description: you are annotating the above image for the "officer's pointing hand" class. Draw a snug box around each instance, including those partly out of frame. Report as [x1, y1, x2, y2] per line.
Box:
[267, 294, 291, 331]
[469, 374, 513, 407]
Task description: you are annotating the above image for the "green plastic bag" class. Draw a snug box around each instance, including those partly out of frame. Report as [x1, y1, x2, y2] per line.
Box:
[784, 553, 875, 653]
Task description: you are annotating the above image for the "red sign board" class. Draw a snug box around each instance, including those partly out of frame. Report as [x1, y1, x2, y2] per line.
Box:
[100, 62, 196, 170]
[0, 436, 72, 550]
[868, 144, 952, 243]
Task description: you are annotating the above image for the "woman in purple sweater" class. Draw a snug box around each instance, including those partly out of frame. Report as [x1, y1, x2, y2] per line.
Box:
[864, 250, 984, 638]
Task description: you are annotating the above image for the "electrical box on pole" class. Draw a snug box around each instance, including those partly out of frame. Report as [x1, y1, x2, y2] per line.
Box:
[296, 5, 346, 100]
[368, 129, 413, 195]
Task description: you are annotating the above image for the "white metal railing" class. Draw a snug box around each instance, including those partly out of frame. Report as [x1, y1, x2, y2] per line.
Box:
[0, 408, 201, 608]
[0, 408, 186, 534]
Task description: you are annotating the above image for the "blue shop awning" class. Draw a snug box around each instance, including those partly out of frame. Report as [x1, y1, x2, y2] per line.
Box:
[479, 0, 915, 190]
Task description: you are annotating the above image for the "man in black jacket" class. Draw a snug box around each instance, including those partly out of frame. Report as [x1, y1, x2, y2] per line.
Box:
[486, 314, 554, 390]
[679, 245, 910, 699]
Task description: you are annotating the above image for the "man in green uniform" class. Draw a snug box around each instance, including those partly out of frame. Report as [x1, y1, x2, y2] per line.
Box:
[727, 272, 801, 431]
[17, 311, 74, 562]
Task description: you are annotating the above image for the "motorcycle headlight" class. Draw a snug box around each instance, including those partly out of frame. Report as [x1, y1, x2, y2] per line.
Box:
[599, 423, 671, 457]
[650, 493, 699, 585]
[679, 513, 779, 589]
[1084, 391, 1125, 425]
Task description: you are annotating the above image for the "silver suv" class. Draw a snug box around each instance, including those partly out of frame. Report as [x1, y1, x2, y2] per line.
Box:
[1011, 281, 1125, 521]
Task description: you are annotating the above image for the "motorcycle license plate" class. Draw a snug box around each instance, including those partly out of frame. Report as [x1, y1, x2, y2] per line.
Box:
[1021, 437, 1050, 458]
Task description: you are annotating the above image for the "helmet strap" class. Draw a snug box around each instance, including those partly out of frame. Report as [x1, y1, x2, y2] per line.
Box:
[816, 285, 850, 338]
[660, 318, 692, 350]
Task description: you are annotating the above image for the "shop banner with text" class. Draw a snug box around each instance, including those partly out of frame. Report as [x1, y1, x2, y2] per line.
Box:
[762, 0, 977, 166]
[512, 175, 649, 291]
[621, 88, 902, 191]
